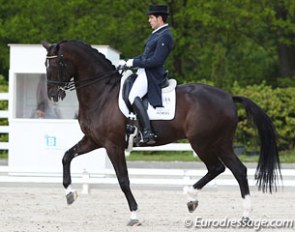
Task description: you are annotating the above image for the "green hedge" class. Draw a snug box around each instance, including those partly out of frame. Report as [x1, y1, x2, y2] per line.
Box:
[231, 82, 295, 151]
[0, 75, 8, 148]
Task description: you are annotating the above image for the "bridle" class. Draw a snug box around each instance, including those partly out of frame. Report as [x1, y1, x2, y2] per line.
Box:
[46, 53, 120, 91]
[46, 54, 71, 91]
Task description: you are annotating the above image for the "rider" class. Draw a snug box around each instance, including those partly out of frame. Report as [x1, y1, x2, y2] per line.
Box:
[119, 5, 174, 145]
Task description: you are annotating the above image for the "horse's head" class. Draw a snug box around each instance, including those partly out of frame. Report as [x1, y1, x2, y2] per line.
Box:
[42, 41, 73, 102]
[42, 40, 121, 103]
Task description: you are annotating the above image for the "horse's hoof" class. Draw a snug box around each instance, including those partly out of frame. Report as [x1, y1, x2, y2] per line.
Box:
[66, 191, 78, 205]
[187, 200, 198, 213]
[127, 219, 142, 226]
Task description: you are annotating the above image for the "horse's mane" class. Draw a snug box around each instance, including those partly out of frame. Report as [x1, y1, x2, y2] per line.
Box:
[58, 40, 116, 69]
[57, 40, 121, 86]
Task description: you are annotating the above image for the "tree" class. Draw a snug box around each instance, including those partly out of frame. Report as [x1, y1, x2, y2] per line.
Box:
[0, 0, 149, 79]
[0, 0, 295, 87]
[273, 0, 295, 77]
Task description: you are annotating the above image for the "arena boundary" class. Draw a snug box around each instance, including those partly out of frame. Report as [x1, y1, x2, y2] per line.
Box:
[0, 166, 294, 194]
[0, 93, 9, 151]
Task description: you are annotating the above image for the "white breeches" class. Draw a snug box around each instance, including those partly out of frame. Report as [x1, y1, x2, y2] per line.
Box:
[128, 68, 148, 105]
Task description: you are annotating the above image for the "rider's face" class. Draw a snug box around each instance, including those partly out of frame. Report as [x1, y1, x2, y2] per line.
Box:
[148, 15, 162, 30]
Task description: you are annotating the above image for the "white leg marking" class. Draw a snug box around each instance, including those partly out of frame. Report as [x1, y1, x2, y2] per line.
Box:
[183, 186, 199, 201]
[65, 185, 74, 195]
[130, 211, 138, 220]
[243, 194, 252, 217]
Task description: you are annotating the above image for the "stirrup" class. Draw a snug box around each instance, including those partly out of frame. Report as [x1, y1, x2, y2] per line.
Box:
[142, 130, 157, 145]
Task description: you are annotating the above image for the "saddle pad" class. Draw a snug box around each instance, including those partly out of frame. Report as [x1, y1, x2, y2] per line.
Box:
[118, 71, 176, 120]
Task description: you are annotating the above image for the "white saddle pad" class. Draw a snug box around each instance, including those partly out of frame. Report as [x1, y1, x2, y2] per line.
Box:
[118, 71, 176, 120]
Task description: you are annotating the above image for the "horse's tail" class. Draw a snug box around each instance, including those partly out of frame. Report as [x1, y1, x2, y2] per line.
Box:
[233, 96, 281, 193]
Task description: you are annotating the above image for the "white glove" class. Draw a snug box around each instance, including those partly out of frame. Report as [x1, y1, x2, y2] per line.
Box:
[126, 59, 134, 67]
[117, 60, 126, 68]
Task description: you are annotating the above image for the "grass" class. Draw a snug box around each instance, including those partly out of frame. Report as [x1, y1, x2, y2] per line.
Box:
[279, 149, 295, 163]
[1, 149, 294, 163]
[126, 151, 198, 162]
[126, 149, 295, 163]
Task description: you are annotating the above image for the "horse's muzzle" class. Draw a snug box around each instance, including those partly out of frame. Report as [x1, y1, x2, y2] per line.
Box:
[48, 86, 66, 102]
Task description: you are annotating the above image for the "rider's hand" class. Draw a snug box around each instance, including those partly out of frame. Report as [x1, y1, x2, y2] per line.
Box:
[117, 60, 126, 69]
[126, 59, 134, 67]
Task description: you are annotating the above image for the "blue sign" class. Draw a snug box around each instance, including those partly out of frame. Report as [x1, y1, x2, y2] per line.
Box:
[45, 135, 57, 147]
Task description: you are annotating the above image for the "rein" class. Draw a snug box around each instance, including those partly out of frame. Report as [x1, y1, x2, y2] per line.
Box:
[46, 54, 120, 91]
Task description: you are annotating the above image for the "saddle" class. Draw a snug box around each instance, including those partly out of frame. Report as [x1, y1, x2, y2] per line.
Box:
[118, 70, 177, 120]
[118, 70, 177, 150]
[122, 72, 170, 113]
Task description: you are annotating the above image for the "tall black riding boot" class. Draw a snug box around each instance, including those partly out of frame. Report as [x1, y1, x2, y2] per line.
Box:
[132, 97, 156, 145]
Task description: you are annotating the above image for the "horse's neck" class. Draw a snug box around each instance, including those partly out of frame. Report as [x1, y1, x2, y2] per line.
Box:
[75, 76, 119, 111]
[67, 44, 120, 110]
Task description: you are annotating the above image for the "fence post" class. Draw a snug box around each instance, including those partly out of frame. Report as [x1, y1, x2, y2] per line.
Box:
[81, 169, 90, 194]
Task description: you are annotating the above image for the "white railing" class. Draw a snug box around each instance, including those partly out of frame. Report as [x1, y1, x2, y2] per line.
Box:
[0, 167, 294, 194]
[0, 93, 9, 151]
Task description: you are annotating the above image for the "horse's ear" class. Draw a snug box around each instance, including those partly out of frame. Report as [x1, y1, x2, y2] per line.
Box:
[42, 41, 50, 50]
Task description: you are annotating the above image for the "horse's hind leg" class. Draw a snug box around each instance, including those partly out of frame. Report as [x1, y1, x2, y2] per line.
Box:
[63, 136, 99, 205]
[218, 147, 252, 218]
[184, 146, 225, 213]
[106, 146, 140, 226]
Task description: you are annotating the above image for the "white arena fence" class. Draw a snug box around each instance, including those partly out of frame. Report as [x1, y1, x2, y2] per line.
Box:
[0, 166, 294, 194]
[1, 93, 295, 193]
[0, 93, 9, 151]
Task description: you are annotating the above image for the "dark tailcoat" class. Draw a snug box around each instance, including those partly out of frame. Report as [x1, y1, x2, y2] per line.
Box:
[133, 25, 174, 107]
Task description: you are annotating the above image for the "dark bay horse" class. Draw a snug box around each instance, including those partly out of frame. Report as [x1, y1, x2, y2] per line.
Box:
[42, 40, 281, 226]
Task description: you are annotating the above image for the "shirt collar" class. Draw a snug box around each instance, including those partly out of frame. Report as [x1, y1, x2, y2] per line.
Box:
[152, 24, 169, 34]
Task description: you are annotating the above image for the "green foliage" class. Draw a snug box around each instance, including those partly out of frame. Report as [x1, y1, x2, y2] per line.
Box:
[0, 68, 7, 148]
[170, 0, 282, 86]
[0, 0, 295, 84]
[0, 75, 8, 116]
[232, 82, 295, 151]
[0, 75, 8, 149]
[0, 75, 8, 92]
[0, 0, 150, 78]
[0, 151, 8, 160]
[0, 75, 8, 122]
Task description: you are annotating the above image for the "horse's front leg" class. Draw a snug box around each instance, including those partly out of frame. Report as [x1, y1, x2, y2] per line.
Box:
[63, 136, 99, 205]
[106, 146, 140, 226]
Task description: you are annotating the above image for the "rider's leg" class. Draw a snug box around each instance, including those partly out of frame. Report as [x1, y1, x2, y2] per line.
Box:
[128, 69, 148, 102]
[132, 97, 156, 145]
[129, 69, 156, 145]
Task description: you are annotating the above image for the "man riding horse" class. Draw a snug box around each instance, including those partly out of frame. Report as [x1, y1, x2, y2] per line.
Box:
[42, 4, 281, 227]
[119, 5, 174, 145]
